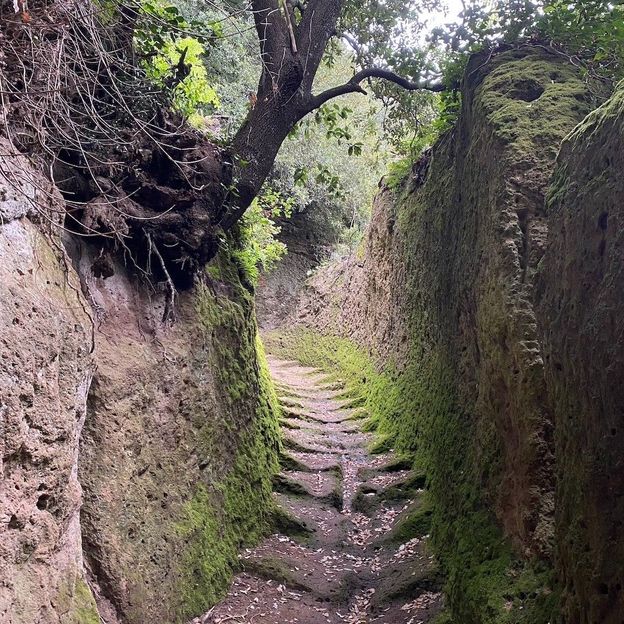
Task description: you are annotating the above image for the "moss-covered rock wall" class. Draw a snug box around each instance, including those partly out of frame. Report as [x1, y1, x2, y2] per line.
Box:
[76, 245, 281, 623]
[0, 140, 281, 622]
[538, 83, 624, 623]
[271, 46, 602, 622]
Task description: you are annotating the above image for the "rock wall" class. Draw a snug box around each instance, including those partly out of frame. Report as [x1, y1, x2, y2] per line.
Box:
[538, 84, 624, 623]
[256, 208, 339, 331]
[275, 46, 615, 622]
[0, 147, 97, 623]
[286, 188, 410, 367]
[0, 148, 281, 622]
[76, 247, 281, 623]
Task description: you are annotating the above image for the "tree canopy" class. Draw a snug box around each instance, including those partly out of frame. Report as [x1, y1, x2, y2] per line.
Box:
[1, 0, 623, 282]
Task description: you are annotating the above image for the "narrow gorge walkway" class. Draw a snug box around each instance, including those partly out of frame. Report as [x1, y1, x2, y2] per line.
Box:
[201, 357, 444, 624]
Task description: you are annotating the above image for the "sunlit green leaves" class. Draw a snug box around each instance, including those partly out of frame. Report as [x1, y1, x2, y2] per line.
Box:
[143, 36, 220, 117]
[138, 0, 219, 50]
[135, 0, 223, 118]
[539, 0, 624, 77]
[232, 190, 292, 283]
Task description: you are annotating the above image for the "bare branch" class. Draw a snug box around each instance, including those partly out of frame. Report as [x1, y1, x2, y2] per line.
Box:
[280, 0, 298, 53]
[307, 67, 444, 111]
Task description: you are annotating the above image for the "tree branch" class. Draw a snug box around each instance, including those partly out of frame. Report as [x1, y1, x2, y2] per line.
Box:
[307, 67, 444, 111]
[296, 0, 343, 91]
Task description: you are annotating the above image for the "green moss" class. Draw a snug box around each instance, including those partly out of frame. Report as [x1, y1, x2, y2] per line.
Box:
[173, 336, 281, 618]
[172, 250, 282, 620]
[56, 577, 100, 624]
[389, 497, 433, 543]
[205, 262, 222, 280]
[432, 610, 455, 624]
[474, 50, 597, 158]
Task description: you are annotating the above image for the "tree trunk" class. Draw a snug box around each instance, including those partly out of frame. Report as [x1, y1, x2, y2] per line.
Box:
[218, 0, 344, 229]
[223, 90, 305, 229]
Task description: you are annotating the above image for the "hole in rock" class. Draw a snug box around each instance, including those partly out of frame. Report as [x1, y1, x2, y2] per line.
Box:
[36, 494, 50, 510]
[510, 80, 545, 102]
[19, 394, 33, 408]
[599, 239, 606, 257]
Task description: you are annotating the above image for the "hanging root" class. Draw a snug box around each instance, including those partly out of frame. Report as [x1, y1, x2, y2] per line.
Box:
[148, 233, 177, 323]
[0, 0, 231, 289]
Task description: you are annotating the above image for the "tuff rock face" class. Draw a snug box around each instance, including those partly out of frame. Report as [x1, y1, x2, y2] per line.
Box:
[74, 244, 280, 623]
[296, 45, 594, 558]
[538, 84, 624, 623]
[0, 143, 280, 623]
[279, 46, 624, 622]
[0, 146, 97, 623]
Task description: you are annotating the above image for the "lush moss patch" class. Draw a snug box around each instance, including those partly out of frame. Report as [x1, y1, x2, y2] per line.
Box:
[173, 335, 281, 618]
[172, 252, 282, 620]
[388, 497, 433, 543]
[56, 577, 100, 624]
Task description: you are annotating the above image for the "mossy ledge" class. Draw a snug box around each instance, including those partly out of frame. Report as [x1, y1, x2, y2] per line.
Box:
[55, 576, 100, 624]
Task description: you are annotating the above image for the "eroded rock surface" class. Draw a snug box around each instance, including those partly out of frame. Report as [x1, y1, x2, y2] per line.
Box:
[297, 45, 594, 557]
[73, 247, 281, 623]
[539, 84, 624, 623]
[1, 146, 281, 623]
[0, 149, 96, 623]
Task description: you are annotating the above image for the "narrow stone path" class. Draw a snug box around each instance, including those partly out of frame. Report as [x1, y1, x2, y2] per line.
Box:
[199, 357, 444, 624]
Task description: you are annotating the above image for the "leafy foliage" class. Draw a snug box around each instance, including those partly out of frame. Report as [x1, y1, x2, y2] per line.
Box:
[231, 189, 294, 284]
[433, 1, 624, 80]
[136, 0, 219, 51]
[540, 1, 624, 75]
[339, 0, 439, 77]
[144, 36, 219, 117]
[199, 27, 393, 249]
[160, 0, 624, 266]
[137, 1, 222, 118]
